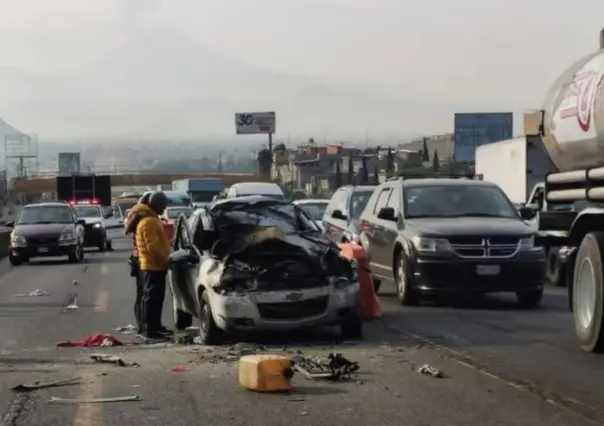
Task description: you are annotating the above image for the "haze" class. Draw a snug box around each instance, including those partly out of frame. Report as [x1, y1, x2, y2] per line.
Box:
[1, 0, 603, 140]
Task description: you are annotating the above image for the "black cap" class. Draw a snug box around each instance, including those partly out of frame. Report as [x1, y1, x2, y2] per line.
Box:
[148, 191, 169, 213]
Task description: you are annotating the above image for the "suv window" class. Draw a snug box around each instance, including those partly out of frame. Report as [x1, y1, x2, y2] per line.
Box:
[373, 188, 392, 215]
[17, 206, 74, 225]
[385, 187, 399, 212]
[326, 189, 348, 217]
[350, 191, 373, 219]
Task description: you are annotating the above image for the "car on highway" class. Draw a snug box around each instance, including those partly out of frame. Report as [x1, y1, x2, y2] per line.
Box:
[359, 177, 545, 306]
[322, 185, 376, 245]
[225, 182, 285, 200]
[292, 199, 329, 232]
[168, 195, 362, 344]
[72, 201, 121, 251]
[6, 201, 86, 265]
[160, 206, 194, 243]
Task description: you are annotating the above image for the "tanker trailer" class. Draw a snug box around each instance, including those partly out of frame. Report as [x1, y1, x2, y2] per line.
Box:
[529, 28, 604, 353]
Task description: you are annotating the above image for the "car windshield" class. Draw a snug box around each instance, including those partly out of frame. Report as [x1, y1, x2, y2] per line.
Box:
[298, 202, 328, 221]
[166, 208, 193, 219]
[17, 206, 73, 225]
[74, 206, 102, 218]
[350, 191, 373, 219]
[404, 185, 518, 218]
[116, 201, 137, 215]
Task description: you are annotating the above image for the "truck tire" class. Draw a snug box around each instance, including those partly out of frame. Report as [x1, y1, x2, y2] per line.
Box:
[546, 247, 566, 287]
[572, 232, 604, 353]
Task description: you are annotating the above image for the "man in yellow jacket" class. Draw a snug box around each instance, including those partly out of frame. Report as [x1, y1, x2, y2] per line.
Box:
[135, 191, 172, 340]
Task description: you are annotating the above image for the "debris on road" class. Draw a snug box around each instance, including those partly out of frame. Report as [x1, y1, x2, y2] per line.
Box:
[12, 376, 80, 392]
[91, 354, 139, 367]
[57, 333, 123, 348]
[115, 324, 137, 334]
[61, 293, 80, 311]
[47, 395, 140, 404]
[292, 353, 359, 381]
[13, 289, 50, 297]
[239, 354, 294, 392]
[171, 365, 186, 372]
[417, 364, 444, 378]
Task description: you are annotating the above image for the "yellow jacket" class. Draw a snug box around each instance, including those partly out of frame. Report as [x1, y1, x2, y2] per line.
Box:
[135, 205, 171, 271]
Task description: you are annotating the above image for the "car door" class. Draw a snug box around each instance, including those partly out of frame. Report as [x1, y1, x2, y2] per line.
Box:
[380, 186, 401, 281]
[323, 189, 350, 242]
[104, 204, 125, 241]
[169, 215, 200, 317]
[366, 187, 392, 279]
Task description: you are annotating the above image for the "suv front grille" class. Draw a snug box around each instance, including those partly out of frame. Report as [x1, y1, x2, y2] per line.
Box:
[257, 296, 329, 320]
[448, 237, 521, 259]
[28, 237, 59, 247]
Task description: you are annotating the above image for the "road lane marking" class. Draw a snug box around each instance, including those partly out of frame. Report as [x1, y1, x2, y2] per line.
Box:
[100, 263, 109, 274]
[72, 375, 103, 426]
[94, 289, 109, 313]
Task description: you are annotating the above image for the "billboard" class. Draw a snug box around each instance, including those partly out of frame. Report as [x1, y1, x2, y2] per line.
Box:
[58, 152, 81, 175]
[235, 112, 276, 135]
[453, 113, 513, 163]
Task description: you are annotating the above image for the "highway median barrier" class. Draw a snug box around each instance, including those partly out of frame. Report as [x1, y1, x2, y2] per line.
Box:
[0, 230, 10, 260]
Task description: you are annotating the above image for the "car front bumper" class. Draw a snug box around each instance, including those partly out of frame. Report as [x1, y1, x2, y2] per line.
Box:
[10, 243, 78, 258]
[412, 250, 545, 294]
[208, 284, 360, 333]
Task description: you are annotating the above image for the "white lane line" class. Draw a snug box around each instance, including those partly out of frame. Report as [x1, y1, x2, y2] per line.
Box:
[72, 376, 103, 426]
[94, 264, 110, 312]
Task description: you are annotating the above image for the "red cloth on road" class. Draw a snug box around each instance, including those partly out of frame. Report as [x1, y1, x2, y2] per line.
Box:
[57, 333, 123, 347]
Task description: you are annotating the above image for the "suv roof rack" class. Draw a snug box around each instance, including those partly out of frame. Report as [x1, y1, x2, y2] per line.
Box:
[387, 172, 483, 181]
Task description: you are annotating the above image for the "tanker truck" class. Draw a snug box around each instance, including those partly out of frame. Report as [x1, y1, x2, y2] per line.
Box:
[529, 28, 604, 353]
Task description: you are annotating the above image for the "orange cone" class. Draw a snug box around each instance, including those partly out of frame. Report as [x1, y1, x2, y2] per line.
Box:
[339, 243, 381, 320]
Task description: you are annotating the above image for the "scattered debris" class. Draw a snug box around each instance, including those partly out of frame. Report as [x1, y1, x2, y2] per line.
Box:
[292, 353, 359, 381]
[91, 354, 139, 367]
[171, 365, 186, 372]
[48, 395, 140, 404]
[13, 289, 50, 297]
[57, 333, 123, 348]
[73, 280, 79, 286]
[61, 293, 80, 311]
[228, 342, 266, 356]
[115, 324, 137, 334]
[417, 364, 443, 378]
[12, 377, 80, 392]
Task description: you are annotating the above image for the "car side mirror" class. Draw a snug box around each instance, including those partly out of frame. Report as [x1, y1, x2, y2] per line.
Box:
[332, 209, 347, 220]
[104, 211, 113, 219]
[519, 206, 538, 220]
[377, 207, 396, 221]
[76, 219, 86, 226]
[5, 221, 14, 228]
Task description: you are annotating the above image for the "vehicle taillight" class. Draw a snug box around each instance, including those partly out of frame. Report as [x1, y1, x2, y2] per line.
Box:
[360, 222, 370, 232]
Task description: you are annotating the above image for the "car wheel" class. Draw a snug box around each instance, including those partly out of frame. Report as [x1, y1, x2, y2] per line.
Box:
[516, 289, 543, 309]
[98, 234, 107, 252]
[197, 290, 223, 345]
[174, 309, 193, 331]
[395, 252, 419, 306]
[340, 312, 363, 339]
[9, 254, 22, 266]
[69, 244, 84, 263]
[106, 240, 113, 251]
[373, 278, 381, 294]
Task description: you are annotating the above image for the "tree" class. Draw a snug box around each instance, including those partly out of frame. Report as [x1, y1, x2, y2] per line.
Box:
[432, 149, 440, 172]
[422, 137, 430, 162]
[274, 143, 286, 152]
[257, 148, 272, 178]
[373, 165, 380, 184]
[347, 155, 354, 185]
[386, 146, 395, 178]
[334, 159, 343, 188]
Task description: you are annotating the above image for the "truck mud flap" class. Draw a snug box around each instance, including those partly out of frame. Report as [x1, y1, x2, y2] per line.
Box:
[538, 211, 578, 231]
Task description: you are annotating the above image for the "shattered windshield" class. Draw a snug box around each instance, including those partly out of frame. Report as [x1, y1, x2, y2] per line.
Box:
[214, 201, 318, 233]
[17, 206, 73, 225]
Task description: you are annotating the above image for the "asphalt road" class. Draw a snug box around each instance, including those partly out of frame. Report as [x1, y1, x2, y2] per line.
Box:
[0, 240, 598, 426]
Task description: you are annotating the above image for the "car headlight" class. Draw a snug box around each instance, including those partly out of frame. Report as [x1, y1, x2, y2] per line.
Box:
[519, 236, 535, 250]
[60, 231, 76, 241]
[93, 223, 102, 228]
[10, 234, 26, 246]
[411, 236, 451, 253]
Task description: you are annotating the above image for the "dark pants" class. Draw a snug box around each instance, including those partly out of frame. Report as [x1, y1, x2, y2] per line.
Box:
[141, 270, 167, 336]
[130, 256, 143, 333]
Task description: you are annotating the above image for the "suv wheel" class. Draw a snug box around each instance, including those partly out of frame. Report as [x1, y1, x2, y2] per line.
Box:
[68, 244, 84, 263]
[98, 234, 107, 251]
[197, 290, 223, 345]
[396, 252, 419, 306]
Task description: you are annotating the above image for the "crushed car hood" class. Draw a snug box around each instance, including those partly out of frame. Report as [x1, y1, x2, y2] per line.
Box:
[206, 197, 354, 292]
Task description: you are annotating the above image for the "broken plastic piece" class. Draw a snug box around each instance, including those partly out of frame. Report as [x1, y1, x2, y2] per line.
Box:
[115, 324, 137, 334]
[292, 353, 359, 380]
[171, 365, 186, 372]
[47, 395, 140, 404]
[12, 377, 80, 392]
[90, 354, 138, 367]
[13, 289, 50, 297]
[417, 364, 443, 378]
[57, 334, 123, 348]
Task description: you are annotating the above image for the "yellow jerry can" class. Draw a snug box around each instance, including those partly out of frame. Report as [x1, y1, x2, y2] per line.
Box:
[238, 354, 294, 392]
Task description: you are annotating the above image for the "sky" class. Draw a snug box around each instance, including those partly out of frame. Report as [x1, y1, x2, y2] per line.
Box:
[0, 0, 603, 139]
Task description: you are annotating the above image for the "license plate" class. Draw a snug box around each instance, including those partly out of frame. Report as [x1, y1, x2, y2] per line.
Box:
[476, 265, 500, 276]
[37, 247, 49, 253]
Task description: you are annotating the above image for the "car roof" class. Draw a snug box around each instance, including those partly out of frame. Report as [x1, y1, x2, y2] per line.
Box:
[231, 182, 283, 195]
[338, 185, 376, 192]
[24, 202, 72, 208]
[293, 199, 329, 204]
[401, 178, 497, 188]
[213, 195, 287, 208]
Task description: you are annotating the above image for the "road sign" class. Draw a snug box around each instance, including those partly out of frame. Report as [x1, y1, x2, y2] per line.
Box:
[58, 152, 81, 175]
[235, 112, 276, 135]
[453, 113, 513, 163]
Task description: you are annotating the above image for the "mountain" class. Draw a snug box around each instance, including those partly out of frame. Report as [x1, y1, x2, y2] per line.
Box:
[0, 30, 473, 139]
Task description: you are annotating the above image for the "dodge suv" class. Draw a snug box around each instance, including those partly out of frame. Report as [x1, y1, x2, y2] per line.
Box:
[7, 202, 86, 265]
[359, 177, 545, 307]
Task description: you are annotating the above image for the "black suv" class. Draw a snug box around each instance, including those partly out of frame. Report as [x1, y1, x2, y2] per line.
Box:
[359, 177, 545, 307]
[7, 202, 86, 265]
[322, 185, 375, 245]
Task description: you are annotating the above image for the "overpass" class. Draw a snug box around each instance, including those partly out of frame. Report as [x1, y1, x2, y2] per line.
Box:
[12, 173, 269, 194]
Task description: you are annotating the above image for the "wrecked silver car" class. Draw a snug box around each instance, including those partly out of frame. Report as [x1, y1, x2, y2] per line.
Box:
[168, 195, 362, 345]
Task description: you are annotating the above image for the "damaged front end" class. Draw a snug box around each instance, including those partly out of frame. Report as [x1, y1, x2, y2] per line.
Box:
[202, 197, 360, 331]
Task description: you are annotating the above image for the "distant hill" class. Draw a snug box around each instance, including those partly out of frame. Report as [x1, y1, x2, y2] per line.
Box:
[0, 30, 467, 139]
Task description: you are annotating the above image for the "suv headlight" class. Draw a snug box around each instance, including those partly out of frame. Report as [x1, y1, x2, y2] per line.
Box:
[10, 233, 26, 246]
[60, 230, 76, 241]
[93, 222, 102, 229]
[411, 236, 451, 253]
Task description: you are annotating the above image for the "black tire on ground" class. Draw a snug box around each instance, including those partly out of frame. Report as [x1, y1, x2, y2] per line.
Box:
[516, 289, 543, 308]
[174, 309, 193, 331]
[546, 248, 566, 287]
[395, 251, 419, 306]
[106, 240, 113, 251]
[9, 254, 22, 266]
[340, 312, 363, 339]
[98, 234, 107, 252]
[68, 244, 84, 263]
[572, 232, 604, 353]
[197, 290, 223, 345]
[373, 278, 381, 294]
